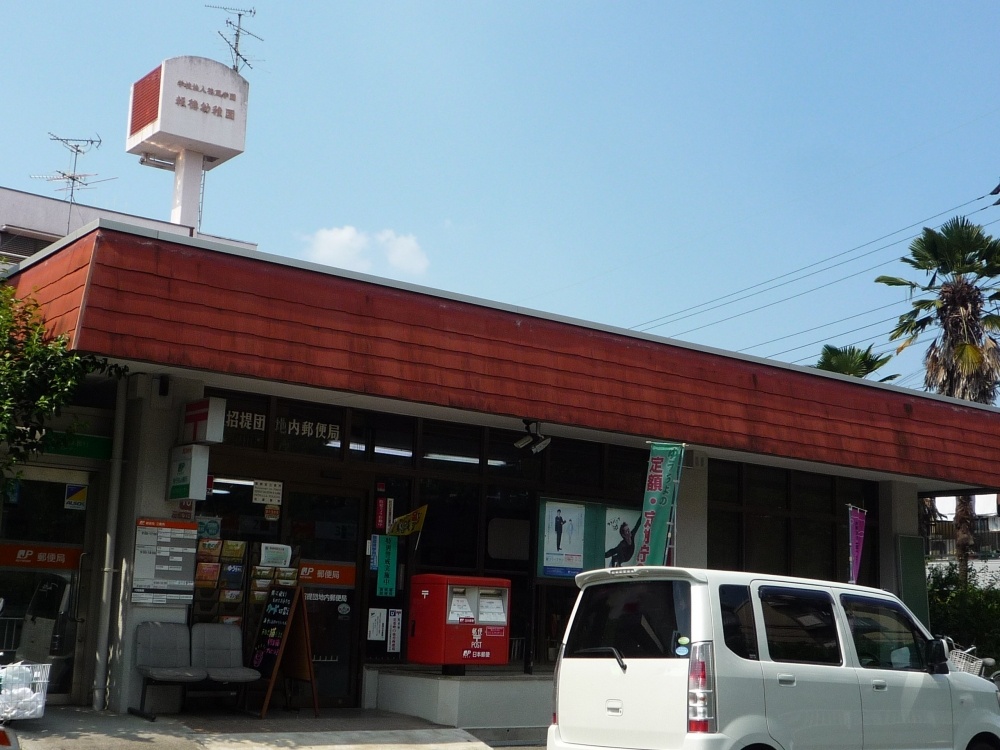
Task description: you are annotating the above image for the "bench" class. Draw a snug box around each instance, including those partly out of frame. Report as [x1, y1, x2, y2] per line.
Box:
[190, 622, 261, 706]
[128, 621, 260, 721]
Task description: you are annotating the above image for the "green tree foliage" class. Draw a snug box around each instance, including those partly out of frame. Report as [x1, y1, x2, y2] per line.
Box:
[814, 343, 898, 382]
[876, 216, 1000, 402]
[877, 217, 1000, 583]
[0, 286, 125, 483]
[927, 563, 1000, 660]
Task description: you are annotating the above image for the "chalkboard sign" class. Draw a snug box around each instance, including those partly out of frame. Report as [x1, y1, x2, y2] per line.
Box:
[249, 584, 295, 680]
[246, 584, 319, 718]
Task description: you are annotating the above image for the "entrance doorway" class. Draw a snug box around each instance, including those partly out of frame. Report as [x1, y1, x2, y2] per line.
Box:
[286, 489, 362, 707]
[0, 467, 95, 704]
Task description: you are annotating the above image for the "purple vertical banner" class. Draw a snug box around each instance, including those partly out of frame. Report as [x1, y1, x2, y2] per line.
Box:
[849, 506, 867, 584]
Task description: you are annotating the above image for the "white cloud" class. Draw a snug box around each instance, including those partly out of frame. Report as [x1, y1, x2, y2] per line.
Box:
[303, 225, 429, 276]
[304, 226, 373, 272]
[377, 230, 429, 275]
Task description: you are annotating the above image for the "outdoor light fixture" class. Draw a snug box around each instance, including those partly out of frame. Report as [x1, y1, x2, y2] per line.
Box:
[515, 419, 551, 453]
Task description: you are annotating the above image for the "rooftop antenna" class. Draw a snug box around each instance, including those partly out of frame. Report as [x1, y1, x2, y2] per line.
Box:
[206, 5, 262, 72]
[32, 133, 117, 232]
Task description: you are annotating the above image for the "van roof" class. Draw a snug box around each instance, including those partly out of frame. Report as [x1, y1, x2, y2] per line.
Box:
[574, 566, 891, 596]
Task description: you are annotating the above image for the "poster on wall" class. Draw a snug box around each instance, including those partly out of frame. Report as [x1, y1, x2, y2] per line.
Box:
[604, 507, 643, 568]
[131, 518, 198, 605]
[542, 501, 585, 577]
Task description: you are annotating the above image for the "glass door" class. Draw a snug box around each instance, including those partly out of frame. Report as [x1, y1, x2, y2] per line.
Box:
[0, 467, 95, 704]
[286, 489, 362, 707]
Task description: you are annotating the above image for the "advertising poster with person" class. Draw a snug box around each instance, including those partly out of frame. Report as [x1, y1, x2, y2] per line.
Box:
[604, 508, 643, 568]
[542, 501, 585, 577]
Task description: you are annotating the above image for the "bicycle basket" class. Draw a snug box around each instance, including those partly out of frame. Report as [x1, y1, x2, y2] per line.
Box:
[950, 649, 984, 676]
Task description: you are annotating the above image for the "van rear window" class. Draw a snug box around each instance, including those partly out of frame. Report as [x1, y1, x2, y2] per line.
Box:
[720, 584, 759, 660]
[564, 580, 691, 659]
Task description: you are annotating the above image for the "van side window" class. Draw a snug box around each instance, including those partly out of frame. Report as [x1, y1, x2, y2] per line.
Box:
[563, 580, 692, 659]
[759, 586, 842, 665]
[840, 594, 927, 670]
[719, 584, 758, 660]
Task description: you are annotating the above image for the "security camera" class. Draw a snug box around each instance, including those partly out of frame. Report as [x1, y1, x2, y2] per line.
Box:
[514, 434, 534, 449]
[531, 436, 551, 454]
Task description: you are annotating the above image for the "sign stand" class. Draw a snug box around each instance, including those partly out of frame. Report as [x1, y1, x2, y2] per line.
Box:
[248, 584, 319, 718]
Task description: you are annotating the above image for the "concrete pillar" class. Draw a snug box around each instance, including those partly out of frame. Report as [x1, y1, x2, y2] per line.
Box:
[106, 373, 205, 714]
[171, 150, 203, 228]
[878, 479, 919, 595]
[675, 452, 708, 568]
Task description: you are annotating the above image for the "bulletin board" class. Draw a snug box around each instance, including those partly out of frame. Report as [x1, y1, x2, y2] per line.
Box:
[130, 518, 198, 605]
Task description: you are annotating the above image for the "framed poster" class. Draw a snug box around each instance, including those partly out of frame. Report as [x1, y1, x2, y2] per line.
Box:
[541, 501, 585, 577]
[604, 507, 643, 568]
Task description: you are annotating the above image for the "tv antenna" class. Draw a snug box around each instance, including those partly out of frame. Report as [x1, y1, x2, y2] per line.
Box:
[207, 5, 262, 72]
[32, 133, 117, 231]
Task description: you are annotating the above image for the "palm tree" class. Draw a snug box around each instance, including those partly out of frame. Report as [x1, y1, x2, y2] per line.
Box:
[876, 216, 1000, 582]
[814, 343, 898, 381]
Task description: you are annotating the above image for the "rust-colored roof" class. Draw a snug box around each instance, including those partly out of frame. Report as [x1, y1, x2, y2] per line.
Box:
[9, 225, 1000, 489]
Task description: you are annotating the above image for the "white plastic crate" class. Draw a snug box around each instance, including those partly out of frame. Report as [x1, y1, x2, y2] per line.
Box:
[0, 661, 50, 720]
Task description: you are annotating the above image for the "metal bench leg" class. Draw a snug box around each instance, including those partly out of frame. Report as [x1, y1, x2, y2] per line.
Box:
[128, 677, 157, 722]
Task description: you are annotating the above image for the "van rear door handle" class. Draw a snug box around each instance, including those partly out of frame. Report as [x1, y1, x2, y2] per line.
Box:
[777, 673, 796, 686]
[872, 680, 887, 691]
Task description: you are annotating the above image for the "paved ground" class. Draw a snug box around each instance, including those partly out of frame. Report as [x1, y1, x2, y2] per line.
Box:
[9, 705, 547, 750]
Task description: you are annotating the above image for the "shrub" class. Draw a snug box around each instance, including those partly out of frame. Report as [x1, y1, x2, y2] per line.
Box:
[927, 563, 1000, 658]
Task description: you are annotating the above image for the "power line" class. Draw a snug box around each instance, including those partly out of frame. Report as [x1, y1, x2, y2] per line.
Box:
[737, 298, 925, 353]
[671, 212, 1000, 347]
[765, 314, 906, 359]
[663, 256, 904, 339]
[637, 234, 913, 333]
[631, 194, 993, 334]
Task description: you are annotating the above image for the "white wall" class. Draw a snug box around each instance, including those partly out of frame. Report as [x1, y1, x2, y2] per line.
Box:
[365, 667, 553, 729]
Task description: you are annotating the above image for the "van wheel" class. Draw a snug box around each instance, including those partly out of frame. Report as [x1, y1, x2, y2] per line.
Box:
[968, 738, 996, 750]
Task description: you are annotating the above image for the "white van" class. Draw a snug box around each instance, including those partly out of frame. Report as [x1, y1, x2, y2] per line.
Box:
[548, 566, 1000, 750]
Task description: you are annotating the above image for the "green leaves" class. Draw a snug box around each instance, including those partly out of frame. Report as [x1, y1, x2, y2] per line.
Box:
[927, 563, 1000, 654]
[874, 275, 920, 291]
[0, 287, 125, 483]
[877, 217, 1000, 404]
[814, 343, 898, 381]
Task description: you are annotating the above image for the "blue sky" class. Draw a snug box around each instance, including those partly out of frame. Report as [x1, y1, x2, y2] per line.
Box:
[5, 2, 1000, 388]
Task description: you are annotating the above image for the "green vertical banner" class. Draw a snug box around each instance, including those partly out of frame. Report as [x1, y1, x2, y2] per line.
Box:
[636, 443, 685, 566]
[376, 535, 398, 597]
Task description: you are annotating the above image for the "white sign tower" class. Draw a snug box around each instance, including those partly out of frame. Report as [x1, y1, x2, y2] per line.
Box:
[126, 56, 249, 228]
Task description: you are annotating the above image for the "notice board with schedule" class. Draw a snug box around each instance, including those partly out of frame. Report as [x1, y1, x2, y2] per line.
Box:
[131, 518, 198, 605]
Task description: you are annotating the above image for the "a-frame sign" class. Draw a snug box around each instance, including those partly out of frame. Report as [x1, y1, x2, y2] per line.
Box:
[248, 584, 320, 718]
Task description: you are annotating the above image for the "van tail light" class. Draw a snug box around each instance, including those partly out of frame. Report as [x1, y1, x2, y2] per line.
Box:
[687, 642, 717, 733]
[552, 643, 563, 725]
[0, 727, 12, 747]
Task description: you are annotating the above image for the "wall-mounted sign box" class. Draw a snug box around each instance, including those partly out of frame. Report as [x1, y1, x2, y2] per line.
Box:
[180, 397, 226, 444]
[168, 444, 210, 501]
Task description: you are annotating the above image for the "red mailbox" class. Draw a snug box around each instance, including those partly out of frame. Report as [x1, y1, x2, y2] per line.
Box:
[408, 574, 510, 669]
